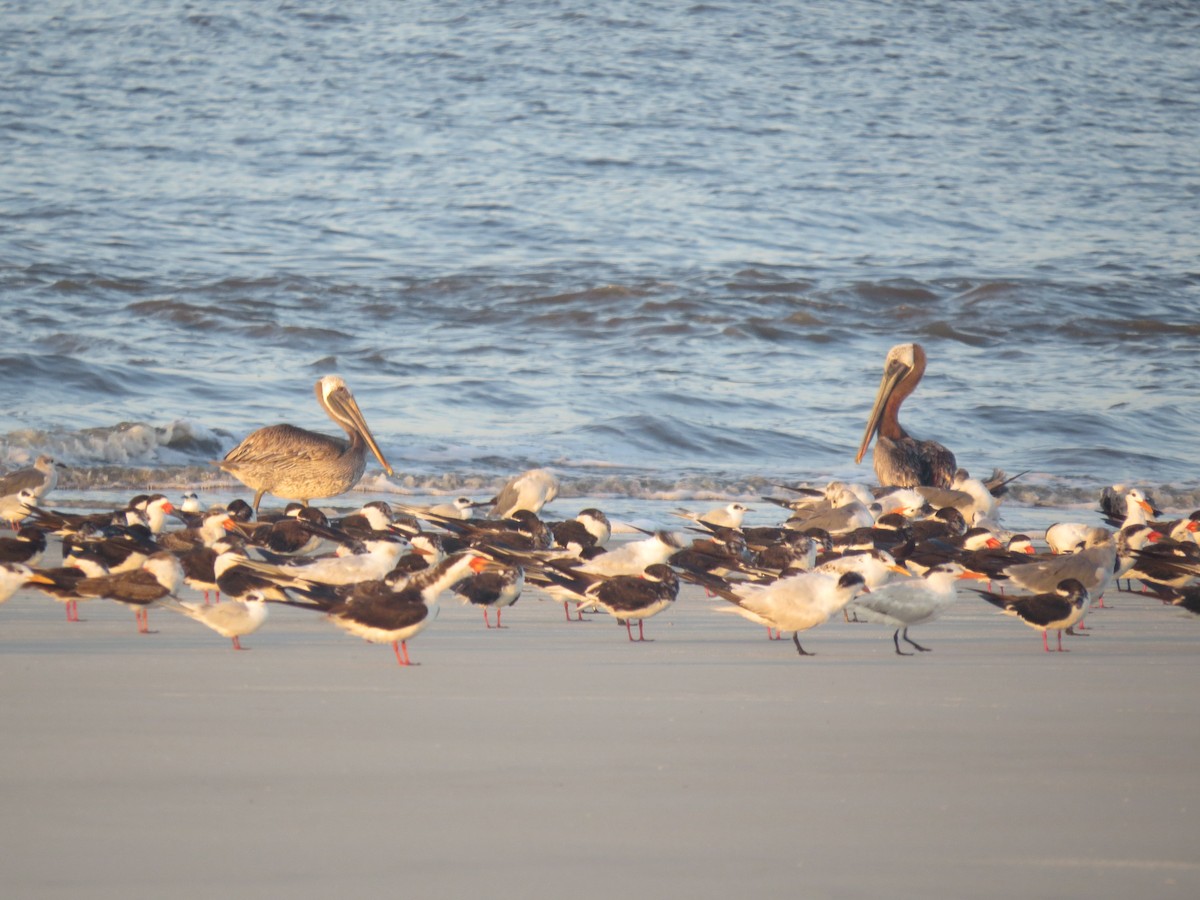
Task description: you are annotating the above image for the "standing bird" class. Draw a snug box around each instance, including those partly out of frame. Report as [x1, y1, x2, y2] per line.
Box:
[489, 468, 559, 519]
[216, 375, 393, 513]
[973, 578, 1091, 652]
[855, 342, 957, 489]
[579, 563, 680, 642]
[0, 454, 66, 508]
[453, 559, 525, 628]
[707, 570, 870, 656]
[70, 551, 185, 633]
[845, 563, 988, 655]
[161, 589, 270, 650]
[322, 552, 490, 666]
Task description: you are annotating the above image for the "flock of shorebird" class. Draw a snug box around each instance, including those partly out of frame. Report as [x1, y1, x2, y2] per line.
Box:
[1, 344, 1197, 664]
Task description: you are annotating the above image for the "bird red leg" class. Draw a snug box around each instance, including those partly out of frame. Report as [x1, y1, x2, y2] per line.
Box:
[496, 608, 506, 629]
[483, 609, 493, 628]
[231, 636, 245, 650]
[392, 641, 416, 666]
[1057, 630, 1068, 652]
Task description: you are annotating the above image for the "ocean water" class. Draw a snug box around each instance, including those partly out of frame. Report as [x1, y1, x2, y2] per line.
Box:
[2, 0, 1199, 514]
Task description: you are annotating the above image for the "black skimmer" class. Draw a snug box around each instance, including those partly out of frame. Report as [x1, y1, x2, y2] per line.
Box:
[26, 565, 89, 621]
[71, 551, 185, 633]
[669, 529, 753, 580]
[0, 525, 48, 566]
[452, 559, 524, 628]
[855, 342, 957, 489]
[973, 578, 1091, 652]
[549, 508, 612, 554]
[241, 505, 334, 556]
[333, 501, 395, 535]
[62, 524, 159, 575]
[321, 552, 489, 665]
[176, 532, 243, 603]
[578, 563, 680, 642]
[216, 375, 393, 512]
[1099, 485, 1160, 527]
[179, 491, 202, 516]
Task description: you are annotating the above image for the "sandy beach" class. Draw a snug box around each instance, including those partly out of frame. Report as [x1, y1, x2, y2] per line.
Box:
[2, 499, 1199, 899]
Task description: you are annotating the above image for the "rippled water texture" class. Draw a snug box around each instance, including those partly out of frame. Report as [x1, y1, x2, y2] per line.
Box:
[1, 1, 1198, 503]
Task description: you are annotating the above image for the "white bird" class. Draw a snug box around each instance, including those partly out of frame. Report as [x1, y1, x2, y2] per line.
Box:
[0, 562, 54, 604]
[576, 531, 686, 578]
[489, 468, 559, 518]
[708, 570, 870, 656]
[233, 535, 409, 587]
[0, 488, 38, 528]
[674, 502, 749, 529]
[0, 454, 65, 506]
[180, 492, 202, 515]
[1000, 527, 1134, 609]
[846, 563, 988, 655]
[786, 483, 875, 534]
[161, 590, 270, 650]
[872, 487, 929, 519]
[1044, 523, 1109, 555]
[816, 549, 909, 589]
[425, 496, 478, 520]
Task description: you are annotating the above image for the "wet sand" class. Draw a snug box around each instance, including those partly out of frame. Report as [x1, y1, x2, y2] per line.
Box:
[2, 504, 1199, 899]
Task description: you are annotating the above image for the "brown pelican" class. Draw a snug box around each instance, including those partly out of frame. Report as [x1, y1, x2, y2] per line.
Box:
[216, 376, 394, 512]
[855, 343, 957, 489]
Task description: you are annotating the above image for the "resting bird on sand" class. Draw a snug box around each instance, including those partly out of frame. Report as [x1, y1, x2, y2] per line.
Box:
[855, 343, 957, 489]
[216, 376, 393, 513]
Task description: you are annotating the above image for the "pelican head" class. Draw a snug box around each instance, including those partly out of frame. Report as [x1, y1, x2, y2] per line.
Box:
[855, 343, 926, 465]
[316, 376, 394, 477]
